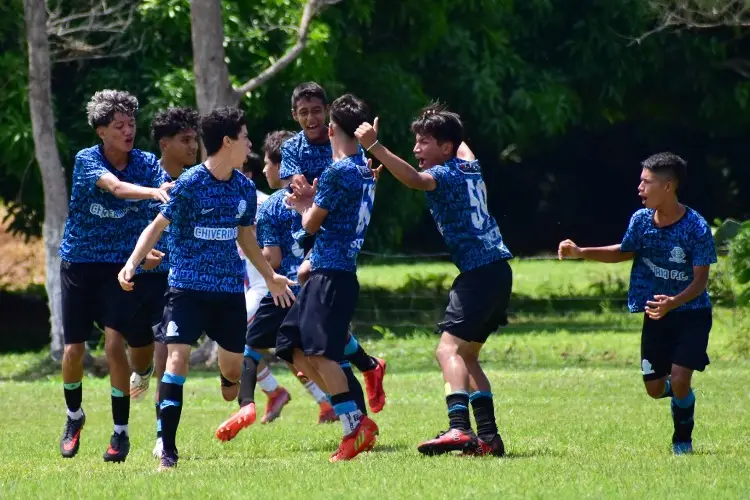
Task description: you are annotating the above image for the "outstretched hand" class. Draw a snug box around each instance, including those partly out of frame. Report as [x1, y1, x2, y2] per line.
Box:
[367, 158, 384, 182]
[267, 273, 297, 308]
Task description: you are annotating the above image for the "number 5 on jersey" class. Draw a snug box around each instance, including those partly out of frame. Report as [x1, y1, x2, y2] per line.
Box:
[357, 183, 376, 235]
[466, 178, 490, 229]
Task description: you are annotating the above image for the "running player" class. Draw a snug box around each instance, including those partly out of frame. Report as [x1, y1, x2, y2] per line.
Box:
[127, 107, 200, 460]
[355, 103, 513, 457]
[279, 94, 379, 462]
[118, 107, 295, 471]
[58, 90, 171, 462]
[558, 152, 716, 455]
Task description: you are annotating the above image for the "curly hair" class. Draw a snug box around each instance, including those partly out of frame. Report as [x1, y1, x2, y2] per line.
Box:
[86, 89, 139, 128]
[151, 107, 199, 143]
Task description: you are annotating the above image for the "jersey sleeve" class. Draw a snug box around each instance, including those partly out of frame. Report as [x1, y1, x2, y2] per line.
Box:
[620, 211, 644, 252]
[238, 179, 258, 227]
[74, 150, 110, 192]
[279, 139, 301, 180]
[314, 167, 340, 212]
[160, 176, 188, 222]
[690, 219, 718, 266]
[424, 165, 450, 192]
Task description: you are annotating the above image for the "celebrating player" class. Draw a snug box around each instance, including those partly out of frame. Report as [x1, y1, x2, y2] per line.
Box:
[558, 153, 716, 455]
[355, 103, 513, 457]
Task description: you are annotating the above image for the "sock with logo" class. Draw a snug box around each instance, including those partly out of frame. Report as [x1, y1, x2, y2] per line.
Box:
[470, 391, 498, 442]
[159, 372, 186, 453]
[330, 392, 363, 436]
[671, 389, 695, 443]
[446, 391, 471, 432]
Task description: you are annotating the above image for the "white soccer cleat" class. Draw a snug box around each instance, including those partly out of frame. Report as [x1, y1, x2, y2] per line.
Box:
[130, 369, 152, 402]
[153, 437, 163, 459]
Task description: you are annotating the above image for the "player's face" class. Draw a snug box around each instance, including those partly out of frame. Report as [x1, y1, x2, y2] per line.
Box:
[229, 125, 252, 167]
[638, 168, 672, 209]
[413, 134, 452, 170]
[292, 97, 328, 143]
[161, 129, 198, 166]
[97, 112, 135, 153]
[263, 153, 282, 188]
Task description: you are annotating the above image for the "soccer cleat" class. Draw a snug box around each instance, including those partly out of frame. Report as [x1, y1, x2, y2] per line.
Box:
[261, 387, 291, 424]
[465, 434, 506, 457]
[215, 402, 256, 441]
[417, 428, 478, 456]
[153, 437, 163, 459]
[329, 416, 379, 462]
[130, 368, 152, 402]
[103, 431, 130, 463]
[362, 358, 387, 413]
[158, 450, 178, 471]
[673, 441, 693, 455]
[318, 402, 337, 424]
[60, 413, 86, 458]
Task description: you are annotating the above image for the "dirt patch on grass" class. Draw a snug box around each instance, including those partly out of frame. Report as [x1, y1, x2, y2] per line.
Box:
[0, 206, 46, 292]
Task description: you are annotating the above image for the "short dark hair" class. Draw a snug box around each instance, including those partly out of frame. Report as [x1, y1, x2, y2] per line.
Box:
[86, 89, 139, 128]
[263, 130, 295, 164]
[329, 94, 369, 139]
[199, 107, 246, 157]
[642, 152, 687, 189]
[151, 107, 199, 143]
[291, 82, 327, 110]
[410, 102, 463, 155]
[242, 151, 263, 176]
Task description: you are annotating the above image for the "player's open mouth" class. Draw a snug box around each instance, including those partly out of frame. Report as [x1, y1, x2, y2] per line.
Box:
[639, 195, 647, 204]
[416, 157, 426, 168]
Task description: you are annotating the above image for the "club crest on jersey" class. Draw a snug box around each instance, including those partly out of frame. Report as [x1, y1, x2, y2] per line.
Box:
[236, 199, 247, 219]
[669, 246, 686, 264]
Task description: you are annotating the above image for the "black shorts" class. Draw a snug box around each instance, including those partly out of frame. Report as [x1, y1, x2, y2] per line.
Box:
[160, 287, 246, 353]
[126, 273, 168, 344]
[437, 259, 513, 344]
[276, 270, 359, 363]
[246, 295, 289, 350]
[61, 261, 148, 346]
[640, 308, 712, 381]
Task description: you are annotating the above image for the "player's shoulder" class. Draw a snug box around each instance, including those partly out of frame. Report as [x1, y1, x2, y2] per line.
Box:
[683, 206, 711, 234]
[232, 170, 256, 193]
[75, 145, 102, 162]
[130, 148, 158, 166]
[629, 208, 652, 225]
[281, 131, 305, 153]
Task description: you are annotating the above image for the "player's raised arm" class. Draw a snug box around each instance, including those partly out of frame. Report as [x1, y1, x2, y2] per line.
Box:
[119, 214, 170, 290]
[95, 171, 171, 203]
[355, 118, 437, 191]
[558, 240, 634, 263]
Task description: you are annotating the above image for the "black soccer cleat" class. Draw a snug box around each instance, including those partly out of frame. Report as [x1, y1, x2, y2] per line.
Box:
[60, 413, 86, 458]
[103, 431, 130, 463]
[465, 434, 506, 457]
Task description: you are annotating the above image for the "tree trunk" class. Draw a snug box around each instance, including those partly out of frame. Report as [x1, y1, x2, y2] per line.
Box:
[190, 0, 239, 113]
[24, 0, 70, 360]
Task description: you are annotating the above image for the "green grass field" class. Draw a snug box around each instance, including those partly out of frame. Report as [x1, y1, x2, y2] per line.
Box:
[1, 260, 749, 499]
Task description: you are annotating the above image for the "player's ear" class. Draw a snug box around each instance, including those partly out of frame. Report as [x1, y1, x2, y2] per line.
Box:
[291, 108, 298, 121]
[328, 124, 334, 138]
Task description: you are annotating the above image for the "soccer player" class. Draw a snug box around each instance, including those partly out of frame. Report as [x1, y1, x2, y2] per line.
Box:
[118, 107, 295, 471]
[278, 94, 379, 462]
[215, 131, 337, 442]
[281, 82, 387, 412]
[355, 103, 513, 457]
[558, 153, 716, 455]
[127, 107, 200, 460]
[58, 90, 172, 462]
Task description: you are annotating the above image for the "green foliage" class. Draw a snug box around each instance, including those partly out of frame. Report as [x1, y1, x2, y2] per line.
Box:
[729, 222, 750, 305]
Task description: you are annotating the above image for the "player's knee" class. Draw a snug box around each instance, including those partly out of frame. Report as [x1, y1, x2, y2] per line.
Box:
[103, 333, 126, 359]
[644, 380, 666, 399]
[670, 371, 692, 399]
[63, 343, 86, 363]
[435, 339, 459, 364]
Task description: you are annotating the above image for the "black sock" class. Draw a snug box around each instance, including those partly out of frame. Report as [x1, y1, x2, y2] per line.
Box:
[238, 357, 258, 407]
[341, 362, 367, 415]
[159, 372, 186, 453]
[671, 389, 696, 443]
[344, 336, 378, 372]
[63, 381, 83, 413]
[446, 391, 471, 431]
[111, 388, 129, 427]
[155, 402, 162, 439]
[470, 391, 498, 442]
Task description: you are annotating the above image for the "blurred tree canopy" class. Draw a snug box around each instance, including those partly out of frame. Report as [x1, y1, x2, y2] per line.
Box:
[3, 0, 750, 254]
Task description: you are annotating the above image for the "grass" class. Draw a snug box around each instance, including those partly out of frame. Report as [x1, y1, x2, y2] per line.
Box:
[1, 257, 749, 498]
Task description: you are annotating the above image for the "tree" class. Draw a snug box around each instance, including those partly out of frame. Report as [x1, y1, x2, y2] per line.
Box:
[23, 0, 69, 359]
[189, 0, 343, 112]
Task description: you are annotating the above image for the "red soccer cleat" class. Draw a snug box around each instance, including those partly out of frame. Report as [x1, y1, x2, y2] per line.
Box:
[318, 401, 337, 424]
[464, 434, 506, 457]
[215, 402, 256, 441]
[362, 358, 387, 413]
[329, 416, 379, 462]
[417, 428, 478, 456]
[261, 387, 291, 424]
